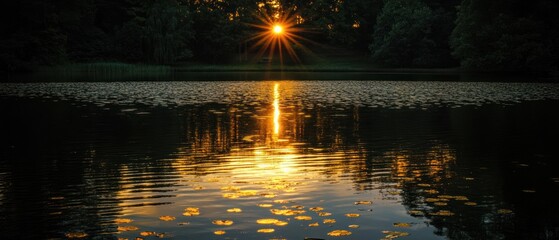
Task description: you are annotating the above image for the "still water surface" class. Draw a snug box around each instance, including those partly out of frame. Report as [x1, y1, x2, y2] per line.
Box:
[1, 81, 559, 239]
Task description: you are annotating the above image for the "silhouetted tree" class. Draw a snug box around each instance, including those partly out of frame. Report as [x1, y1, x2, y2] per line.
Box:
[369, 0, 436, 67]
[1, 0, 557, 72]
[145, 0, 193, 64]
[188, 0, 255, 63]
[450, 0, 559, 72]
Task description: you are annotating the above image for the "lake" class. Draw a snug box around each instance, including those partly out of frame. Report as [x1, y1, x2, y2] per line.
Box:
[1, 80, 559, 239]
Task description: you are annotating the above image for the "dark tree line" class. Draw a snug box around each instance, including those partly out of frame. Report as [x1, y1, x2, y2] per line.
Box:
[451, 0, 559, 71]
[1, 0, 557, 72]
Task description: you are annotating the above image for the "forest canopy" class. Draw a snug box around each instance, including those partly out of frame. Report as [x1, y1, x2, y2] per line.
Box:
[1, 0, 557, 73]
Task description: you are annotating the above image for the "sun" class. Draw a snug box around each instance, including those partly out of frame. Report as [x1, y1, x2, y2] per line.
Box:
[273, 25, 283, 34]
[246, 8, 312, 65]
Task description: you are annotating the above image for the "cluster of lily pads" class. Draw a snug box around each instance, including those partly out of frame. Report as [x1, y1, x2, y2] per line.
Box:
[65, 199, 400, 239]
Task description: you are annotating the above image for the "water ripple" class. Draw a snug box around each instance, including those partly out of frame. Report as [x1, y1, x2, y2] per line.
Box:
[1, 81, 558, 109]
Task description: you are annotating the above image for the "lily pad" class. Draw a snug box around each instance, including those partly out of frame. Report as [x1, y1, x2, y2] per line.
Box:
[318, 212, 332, 216]
[424, 189, 439, 194]
[382, 230, 410, 238]
[212, 220, 234, 226]
[497, 209, 513, 214]
[270, 209, 305, 216]
[455, 196, 469, 201]
[140, 231, 157, 236]
[115, 218, 133, 224]
[159, 216, 176, 221]
[437, 195, 455, 199]
[117, 226, 139, 232]
[327, 230, 352, 236]
[295, 216, 312, 220]
[65, 232, 88, 238]
[354, 201, 372, 205]
[393, 222, 411, 228]
[183, 207, 200, 216]
[309, 207, 324, 211]
[227, 208, 242, 213]
[257, 218, 279, 224]
[323, 219, 336, 224]
[274, 220, 289, 226]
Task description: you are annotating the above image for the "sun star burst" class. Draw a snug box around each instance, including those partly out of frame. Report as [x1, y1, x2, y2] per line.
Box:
[247, 8, 311, 64]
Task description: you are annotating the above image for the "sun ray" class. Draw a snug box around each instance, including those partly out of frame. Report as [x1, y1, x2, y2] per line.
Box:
[246, 4, 314, 65]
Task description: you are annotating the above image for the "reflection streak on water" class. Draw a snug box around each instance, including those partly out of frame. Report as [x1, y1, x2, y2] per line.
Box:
[273, 83, 280, 137]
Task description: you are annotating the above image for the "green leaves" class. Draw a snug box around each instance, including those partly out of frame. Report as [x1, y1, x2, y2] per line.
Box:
[145, 0, 194, 64]
[370, 0, 436, 67]
[450, 0, 558, 71]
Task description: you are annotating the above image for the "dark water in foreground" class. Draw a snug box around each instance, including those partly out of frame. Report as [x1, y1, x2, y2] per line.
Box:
[1, 81, 559, 240]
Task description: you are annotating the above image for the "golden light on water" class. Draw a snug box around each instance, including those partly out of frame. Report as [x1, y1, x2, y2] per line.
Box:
[273, 83, 280, 136]
[107, 82, 472, 239]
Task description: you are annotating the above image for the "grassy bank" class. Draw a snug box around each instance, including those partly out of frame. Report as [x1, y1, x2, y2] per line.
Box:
[43, 61, 460, 74]
[44, 62, 172, 74]
[1, 61, 464, 82]
[3, 60, 552, 83]
[22, 62, 173, 81]
[173, 63, 460, 73]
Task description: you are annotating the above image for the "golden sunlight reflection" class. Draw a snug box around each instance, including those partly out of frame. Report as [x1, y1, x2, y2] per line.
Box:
[273, 83, 280, 137]
[165, 82, 372, 195]
[109, 82, 468, 239]
[389, 145, 456, 183]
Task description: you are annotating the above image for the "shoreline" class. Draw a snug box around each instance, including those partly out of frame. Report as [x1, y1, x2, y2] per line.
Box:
[1, 62, 556, 82]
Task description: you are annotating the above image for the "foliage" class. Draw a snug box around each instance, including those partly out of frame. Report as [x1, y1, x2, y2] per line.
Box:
[115, 20, 145, 62]
[144, 0, 193, 64]
[1, 0, 557, 73]
[369, 0, 436, 67]
[56, 0, 112, 61]
[189, 0, 255, 63]
[0, 0, 68, 72]
[450, 0, 559, 71]
[289, 0, 382, 50]
[50, 62, 171, 73]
